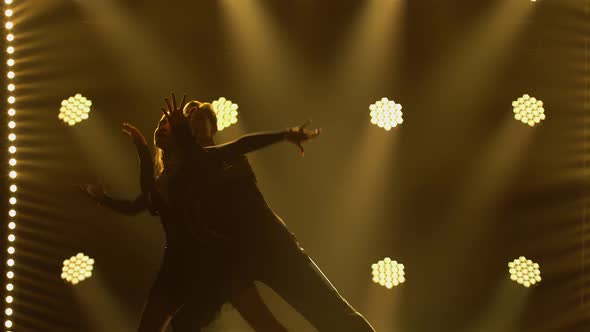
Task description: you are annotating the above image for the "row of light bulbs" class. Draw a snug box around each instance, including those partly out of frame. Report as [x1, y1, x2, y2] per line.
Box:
[4, 1, 16, 331]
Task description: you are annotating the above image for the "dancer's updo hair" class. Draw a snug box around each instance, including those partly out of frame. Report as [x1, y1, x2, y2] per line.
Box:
[184, 100, 218, 135]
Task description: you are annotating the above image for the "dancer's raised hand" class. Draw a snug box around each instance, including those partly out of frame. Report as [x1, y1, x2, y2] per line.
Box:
[285, 120, 321, 156]
[162, 93, 191, 130]
[122, 122, 148, 146]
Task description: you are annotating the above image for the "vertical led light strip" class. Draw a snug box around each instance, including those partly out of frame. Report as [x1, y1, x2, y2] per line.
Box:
[4, 0, 16, 331]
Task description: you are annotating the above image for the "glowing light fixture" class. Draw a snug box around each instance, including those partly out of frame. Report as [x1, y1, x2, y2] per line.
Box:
[369, 98, 404, 131]
[512, 94, 546, 127]
[508, 256, 541, 288]
[58, 93, 92, 126]
[371, 257, 406, 289]
[212, 97, 239, 131]
[61, 253, 95, 285]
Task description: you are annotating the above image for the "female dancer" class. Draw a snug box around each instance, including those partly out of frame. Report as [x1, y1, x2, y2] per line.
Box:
[167, 101, 376, 332]
[81, 94, 319, 331]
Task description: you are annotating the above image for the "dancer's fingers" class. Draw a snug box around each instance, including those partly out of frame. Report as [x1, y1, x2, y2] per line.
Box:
[311, 128, 322, 138]
[179, 94, 187, 110]
[297, 142, 305, 157]
[171, 93, 177, 111]
[300, 119, 312, 129]
[165, 98, 173, 114]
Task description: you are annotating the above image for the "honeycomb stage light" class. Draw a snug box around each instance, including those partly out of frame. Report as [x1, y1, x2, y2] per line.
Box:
[58, 93, 92, 126]
[512, 94, 546, 127]
[61, 253, 94, 285]
[369, 98, 404, 131]
[371, 257, 406, 289]
[508, 256, 541, 288]
[212, 97, 239, 131]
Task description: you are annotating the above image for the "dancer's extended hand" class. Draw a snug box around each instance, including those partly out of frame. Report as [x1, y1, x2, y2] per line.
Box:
[285, 120, 321, 156]
[77, 184, 106, 203]
[122, 123, 148, 146]
[162, 93, 193, 130]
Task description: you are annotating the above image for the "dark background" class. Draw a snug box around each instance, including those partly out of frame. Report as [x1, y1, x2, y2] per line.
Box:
[1, 0, 588, 331]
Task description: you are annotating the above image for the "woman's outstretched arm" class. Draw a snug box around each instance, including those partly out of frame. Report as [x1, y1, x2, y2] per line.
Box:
[78, 184, 149, 216]
[206, 121, 321, 159]
[77, 123, 158, 217]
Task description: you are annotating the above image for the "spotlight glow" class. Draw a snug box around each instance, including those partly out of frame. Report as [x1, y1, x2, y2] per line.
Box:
[512, 94, 546, 127]
[212, 97, 239, 131]
[369, 98, 404, 131]
[59, 93, 92, 126]
[508, 256, 541, 288]
[61, 253, 95, 285]
[371, 257, 406, 289]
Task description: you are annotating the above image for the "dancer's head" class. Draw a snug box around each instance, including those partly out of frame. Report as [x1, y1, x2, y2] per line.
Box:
[153, 114, 174, 150]
[184, 101, 218, 145]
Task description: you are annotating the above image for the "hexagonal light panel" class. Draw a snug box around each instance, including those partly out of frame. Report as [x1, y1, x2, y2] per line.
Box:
[61, 253, 94, 285]
[59, 93, 92, 126]
[369, 98, 403, 131]
[512, 94, 545, 127]
[508, 256, 541, 288]
[212, 97, 239, 131]
[371, 257, 406, 289]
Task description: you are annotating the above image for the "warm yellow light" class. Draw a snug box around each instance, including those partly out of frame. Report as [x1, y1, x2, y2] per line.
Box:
[369, 98, 404, 131]
[9, 184, 16, 192]
[5, 308, 12, 316]
[5, 0, 13, 5]
[212, 97, 239, 131]
[6, 33, 13, 41]
[371, 257, 406, 289]
[8, 222, 15, 230]
[6, 46, 13, 53]
[7, 83, 14, 90]
[61, 253, 95, 285]
[8, 133, 15, 141]
[9, 171, 16, 178]
[4, 320, 12, 328]
[7, 71, 14, 79]
[9, 198, 16, 205]
[508, 256, 541, 288]
[8, 121, 15, 129]
[7, 234, 15, 242]
[512, 94, 546, 127]
[7, 96, 15, 104]
[5, 9, 13, 17]
[6, 271, 14, 279]
[8, 210, 15, 217]
[6, 259, 14, 267]
[8, 146, 16, 154]
[5, 284, 12, 292]
[5, 21, 12, 29]
[59, 94, 92, 126]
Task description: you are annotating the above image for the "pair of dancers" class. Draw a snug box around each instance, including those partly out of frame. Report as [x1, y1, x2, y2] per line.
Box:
[81, 94, 375, 331]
